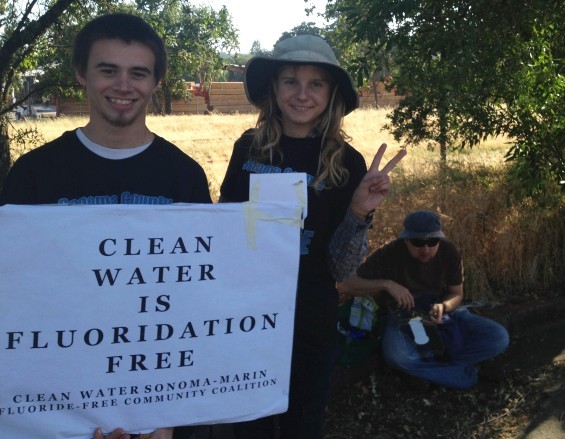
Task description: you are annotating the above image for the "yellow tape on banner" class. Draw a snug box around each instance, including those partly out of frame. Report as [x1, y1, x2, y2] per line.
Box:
[244, 180, 304, 250]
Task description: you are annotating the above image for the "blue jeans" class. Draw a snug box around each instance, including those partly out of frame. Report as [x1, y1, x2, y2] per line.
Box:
[233, 341, 339, 439]
[382, 308, 509, 389]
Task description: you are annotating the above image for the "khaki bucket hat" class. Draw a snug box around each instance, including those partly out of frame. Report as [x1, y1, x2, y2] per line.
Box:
[244, 35, 359, 115]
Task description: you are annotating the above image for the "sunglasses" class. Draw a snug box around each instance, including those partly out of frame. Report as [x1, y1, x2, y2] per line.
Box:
[409, 238, 440, 248]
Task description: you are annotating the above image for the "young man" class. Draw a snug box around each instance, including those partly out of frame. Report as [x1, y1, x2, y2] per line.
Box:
[0, 13, 210, 207]
[338, 210, 509, 389]
[0, 12, 211, 439]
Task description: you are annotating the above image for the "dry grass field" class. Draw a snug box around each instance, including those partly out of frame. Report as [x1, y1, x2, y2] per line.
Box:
[8, 108, 564, 302]
[11, 108, 507, 201]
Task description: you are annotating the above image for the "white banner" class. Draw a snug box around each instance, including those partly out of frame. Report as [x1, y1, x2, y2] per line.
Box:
[0, 202, 301, 438]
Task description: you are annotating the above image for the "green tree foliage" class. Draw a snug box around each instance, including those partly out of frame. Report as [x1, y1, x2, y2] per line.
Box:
[2, 0, 117, 105]
[277, 22, 323, 46]
[37, 1, 119, 100]
[503, 23, 564, 188]
[250, 40, 269, 56]
[326, 0, 564, 186]
[0, 0, 79, 186]
[134, 0, 238, 113]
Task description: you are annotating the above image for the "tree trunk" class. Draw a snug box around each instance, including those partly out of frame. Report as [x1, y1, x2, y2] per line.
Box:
[159, 81, 171, 115]
[371, 80, 379, 108]
[0, 115, 11, 191]
[438, 99, 448, 163]
[150, 92, 163, 115]
[164, 94, 172, 115]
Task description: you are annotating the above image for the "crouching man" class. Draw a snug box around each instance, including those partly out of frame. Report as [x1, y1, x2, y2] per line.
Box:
[338, 210, 509, 389]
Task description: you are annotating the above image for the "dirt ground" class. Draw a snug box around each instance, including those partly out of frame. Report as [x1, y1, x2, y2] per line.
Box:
[325, 291, 565, 439]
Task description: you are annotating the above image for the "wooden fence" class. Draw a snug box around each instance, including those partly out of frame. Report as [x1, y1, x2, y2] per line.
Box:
[57, 81, 403, 116]
[359, 82, 404, 108]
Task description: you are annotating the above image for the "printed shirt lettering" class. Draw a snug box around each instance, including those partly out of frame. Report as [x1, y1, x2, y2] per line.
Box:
[58, 192, 173, 205]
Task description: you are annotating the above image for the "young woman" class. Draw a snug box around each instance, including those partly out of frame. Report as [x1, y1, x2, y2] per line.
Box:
[218, 35, 405, 438]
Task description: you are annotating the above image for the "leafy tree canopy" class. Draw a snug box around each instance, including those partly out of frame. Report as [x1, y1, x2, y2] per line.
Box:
[132, 0, 238, 113]
[325, 0, 564, 187]
[276, 21, 323, 46]
[0, 0, 83, 186]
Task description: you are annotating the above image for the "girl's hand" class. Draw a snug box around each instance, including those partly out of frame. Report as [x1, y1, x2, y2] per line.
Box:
[349, 143, 406, 219]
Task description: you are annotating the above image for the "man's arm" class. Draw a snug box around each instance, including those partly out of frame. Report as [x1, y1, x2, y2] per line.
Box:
[337, 274, 415, 310]
[442, 284, 464, 312]
[428, 283, 464, 323]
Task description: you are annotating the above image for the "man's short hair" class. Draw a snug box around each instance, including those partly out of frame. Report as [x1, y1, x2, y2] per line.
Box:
[71, 12, 167, 83]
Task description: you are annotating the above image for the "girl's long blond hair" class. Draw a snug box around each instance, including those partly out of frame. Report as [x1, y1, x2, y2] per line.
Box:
[249, 64, 352, 190]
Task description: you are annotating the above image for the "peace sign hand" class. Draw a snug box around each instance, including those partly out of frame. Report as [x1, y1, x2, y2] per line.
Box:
[349, 143, 406, 220]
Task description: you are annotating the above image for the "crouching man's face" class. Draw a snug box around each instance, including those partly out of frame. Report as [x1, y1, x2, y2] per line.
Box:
[405, 238, 440, 263]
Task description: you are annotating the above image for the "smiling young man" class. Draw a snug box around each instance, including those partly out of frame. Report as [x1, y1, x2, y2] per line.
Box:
[0, 13, 211, 207]
[78, 38, 156, 139]
[0, 13, 211, 439]
[338, 210, 509, 389]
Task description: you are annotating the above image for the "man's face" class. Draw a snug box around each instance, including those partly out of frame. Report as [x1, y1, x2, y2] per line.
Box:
[405, 238, 440, 263]
[76, 38, 158, 130]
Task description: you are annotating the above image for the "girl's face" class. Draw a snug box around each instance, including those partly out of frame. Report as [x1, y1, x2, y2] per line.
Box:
[274, 64, 332, 138]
